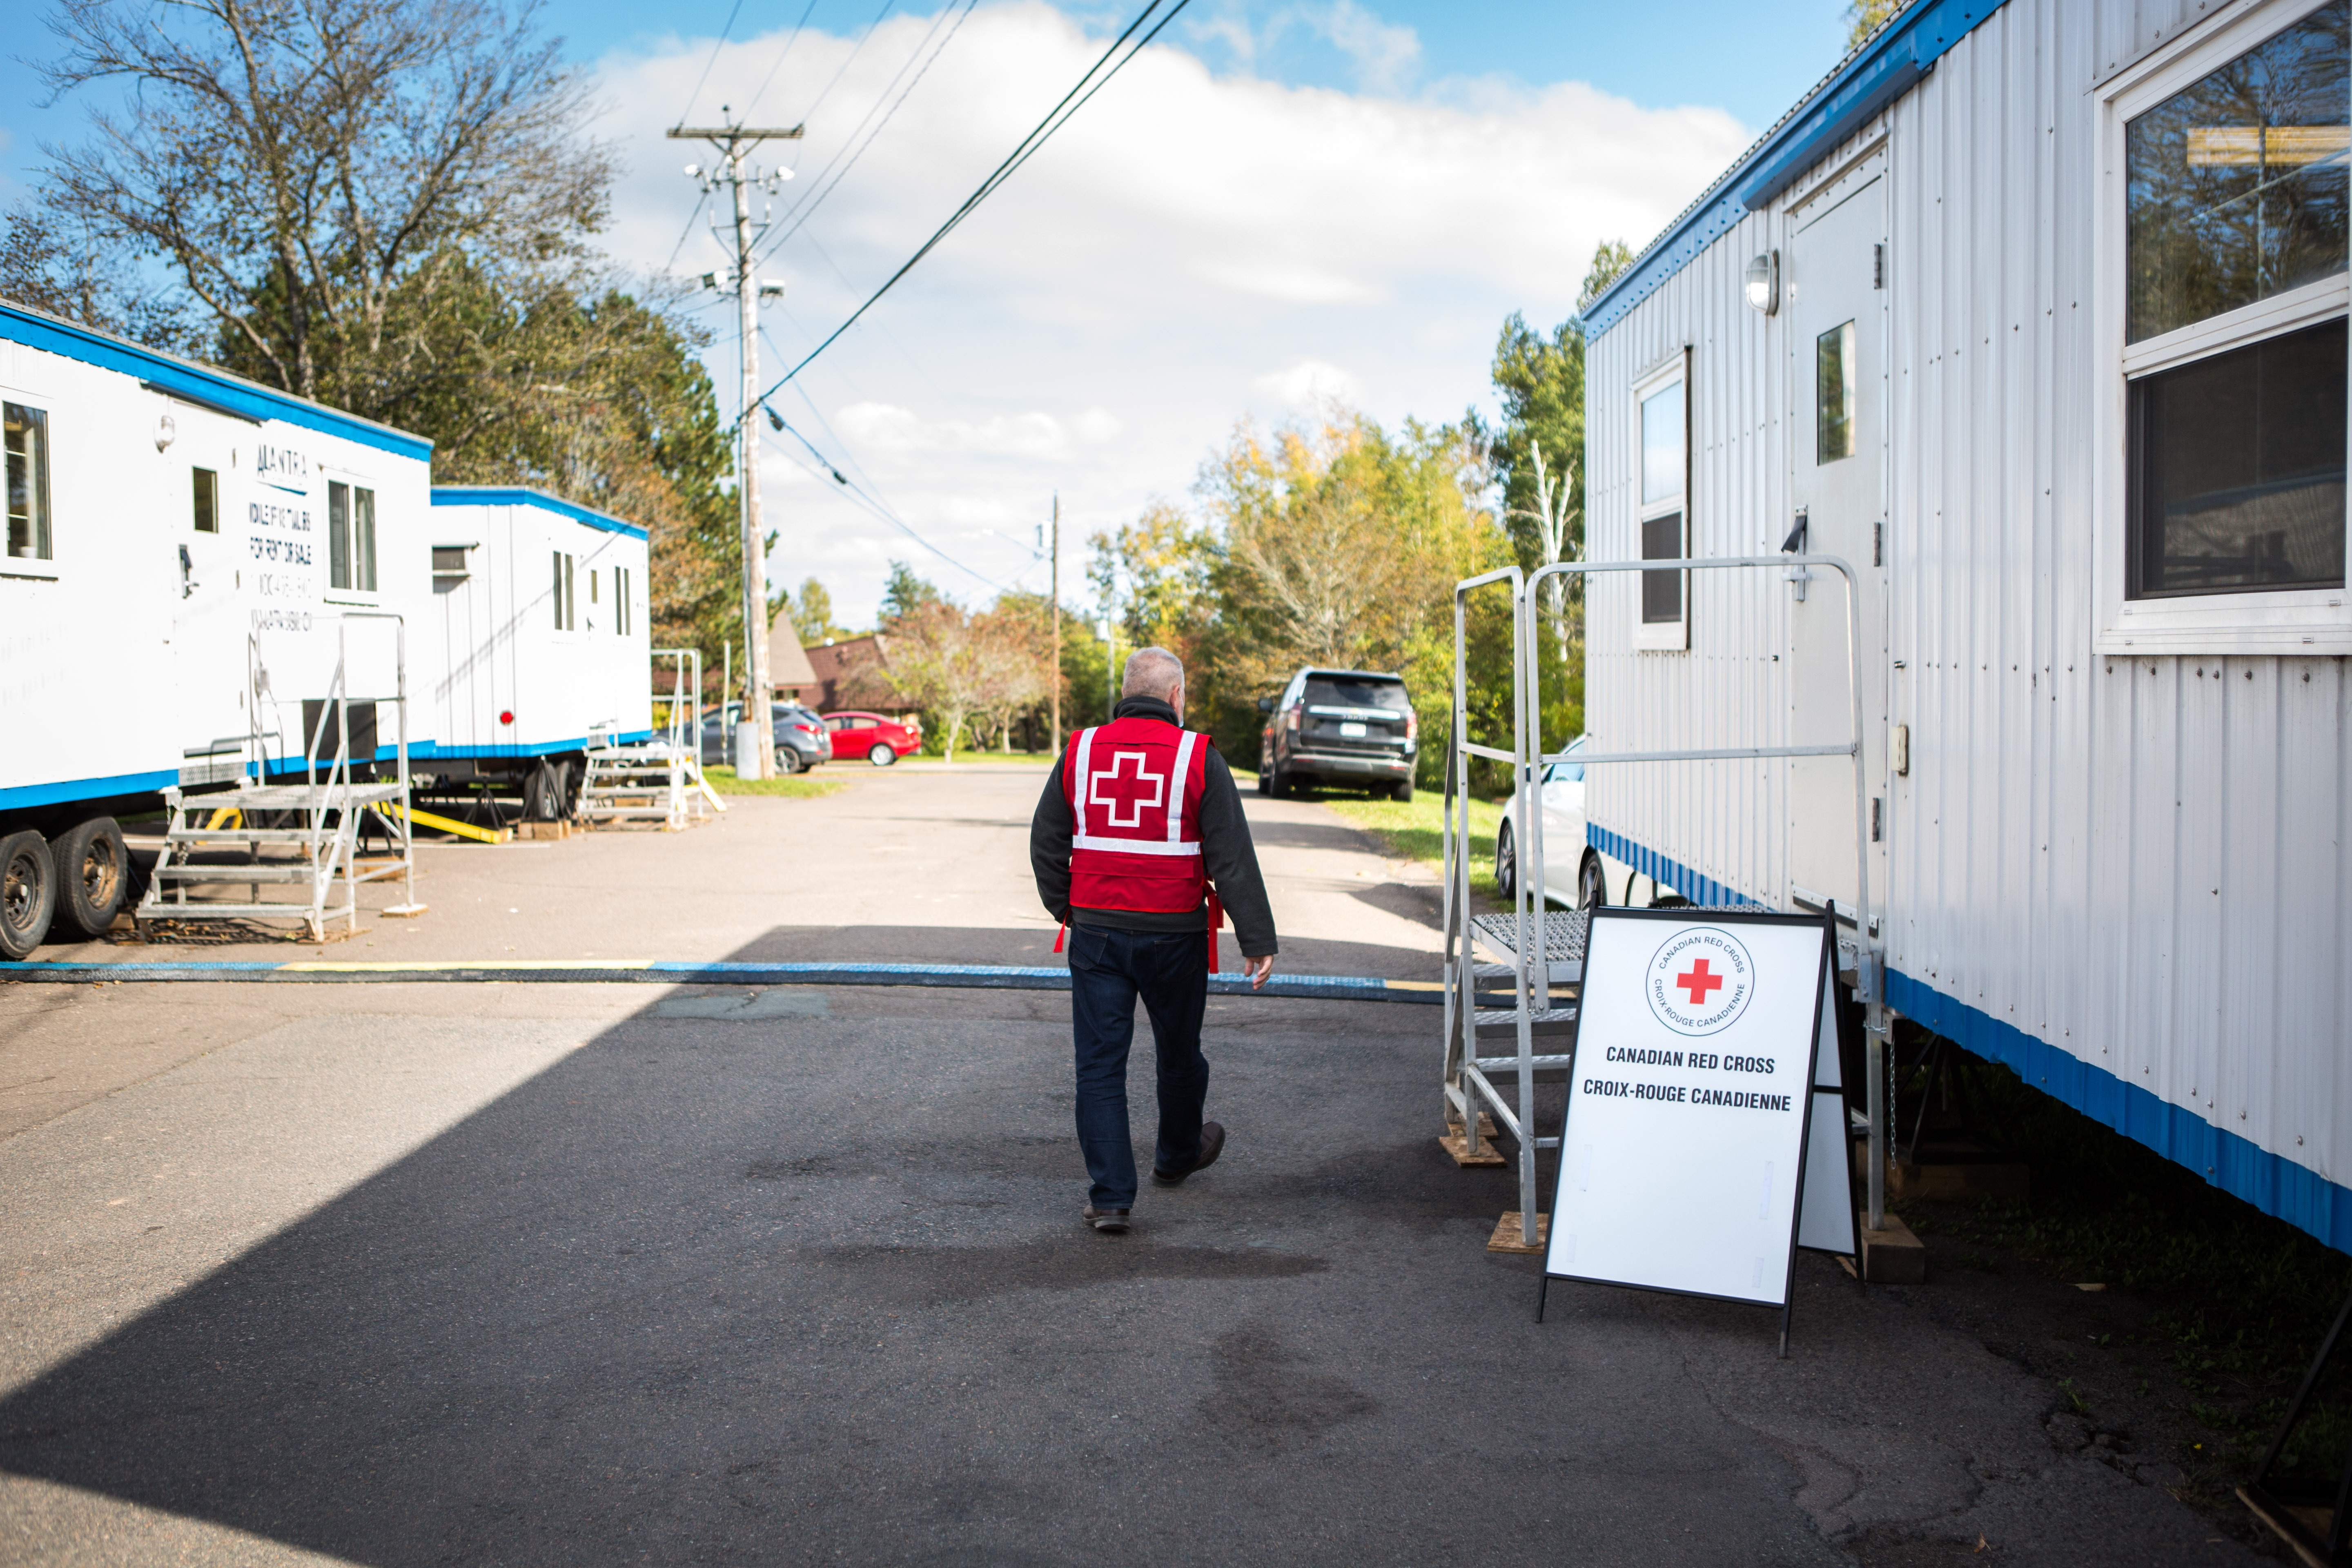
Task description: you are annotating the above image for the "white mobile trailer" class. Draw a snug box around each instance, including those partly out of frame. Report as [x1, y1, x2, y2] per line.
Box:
[1578, 0, 2352, 1247]
[421, 487, 653, 816]
[0, 298, 436, 951]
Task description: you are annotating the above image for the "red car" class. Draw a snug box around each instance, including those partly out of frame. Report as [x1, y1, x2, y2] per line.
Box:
[822, 710, 923, 766]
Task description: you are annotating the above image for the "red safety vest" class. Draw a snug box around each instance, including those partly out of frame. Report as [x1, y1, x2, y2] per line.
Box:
[1062, 715, 1210, 916]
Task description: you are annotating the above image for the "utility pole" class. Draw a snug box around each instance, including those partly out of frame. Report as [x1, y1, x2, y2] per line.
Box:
[1049, 494, 1061, 753]
[672, 109, 802, 778]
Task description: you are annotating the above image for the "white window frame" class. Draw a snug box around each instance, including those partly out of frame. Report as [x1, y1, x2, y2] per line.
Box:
[1631, 349, 1692, 651]
[320, 470, 381, 605]
[2093, 0, 2352, 655]
[0, 387, 58, 581]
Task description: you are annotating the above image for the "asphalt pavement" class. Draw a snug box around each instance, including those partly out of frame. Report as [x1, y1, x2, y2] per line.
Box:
[0, 764, 2265, 1565]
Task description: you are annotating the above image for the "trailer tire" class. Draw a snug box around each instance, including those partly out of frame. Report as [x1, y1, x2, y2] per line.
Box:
[868, 744, 897, 766]
[49, 817, 128, 939]
[522, 762, 571, 822]
[0, 830, 56, 959]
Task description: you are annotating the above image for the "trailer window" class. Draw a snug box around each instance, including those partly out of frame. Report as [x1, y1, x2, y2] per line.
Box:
[1816, 321, 1857, 463]
[5, 402, 50, 561]
[354, 486, 375, 591]
[2130, 316, 2347, 596]
[615, 566, 631, 635]
[1635, 365, 1689, 642]
[2125, 0, 2347, 343]
[191, 468, 218, 533]
[552, 551, 576, 630]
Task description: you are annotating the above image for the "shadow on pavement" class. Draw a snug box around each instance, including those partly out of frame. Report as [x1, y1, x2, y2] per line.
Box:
[0, 922, 1634, 1568]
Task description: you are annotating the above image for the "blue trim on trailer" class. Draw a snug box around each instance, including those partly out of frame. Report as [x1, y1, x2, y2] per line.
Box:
[0, 768, 180, 812]
[1586, 824, 1767, 910]
[1590, 822, 2352, 1254]
[1581, 0, 2008, 339]
[422, 731, 658, 762]
[0, 301, 432, 459]
[1883, 970, 2352, 1255]
[431, 486, 648, 541]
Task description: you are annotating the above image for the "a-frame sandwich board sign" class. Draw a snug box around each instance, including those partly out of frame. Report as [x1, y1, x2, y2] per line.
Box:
[1536, 906, 1839, 1355]
[1796, 938, 1860, 1264]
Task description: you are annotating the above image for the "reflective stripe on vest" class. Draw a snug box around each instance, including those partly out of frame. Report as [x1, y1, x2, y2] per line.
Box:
[1064, 717, 1210, 915]
[1069, 724, 1202, 858]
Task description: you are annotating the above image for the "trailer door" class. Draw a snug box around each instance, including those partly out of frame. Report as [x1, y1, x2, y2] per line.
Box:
[167, 406, 253, 784]
[1785, 154, 1889, 925]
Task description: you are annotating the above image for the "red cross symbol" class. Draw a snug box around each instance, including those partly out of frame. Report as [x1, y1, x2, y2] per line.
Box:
[1675, 958, 1726, 1007]
[1088, 750, 1166, 828]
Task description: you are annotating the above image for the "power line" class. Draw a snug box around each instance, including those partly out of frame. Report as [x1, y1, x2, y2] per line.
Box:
[746, 0, 1192, 414]
[751, 0, 980, 270]
[662, 188, 714, 272]
[780, 0, 899, 148]
[757, 420, 1004, 590]
[741, 0, 824, 121]
[679, 0, 750, 127]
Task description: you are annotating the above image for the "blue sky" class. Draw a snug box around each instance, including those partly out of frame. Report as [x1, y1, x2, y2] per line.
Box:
[1, 1, 1855, 623]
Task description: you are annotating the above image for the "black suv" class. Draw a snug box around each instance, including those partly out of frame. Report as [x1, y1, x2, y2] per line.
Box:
[1257, 668, 1418, 801]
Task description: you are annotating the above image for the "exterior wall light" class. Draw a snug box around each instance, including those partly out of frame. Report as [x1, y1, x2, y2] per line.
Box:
[155, 412, 177, 451]
[1744, 250, 1780, 315]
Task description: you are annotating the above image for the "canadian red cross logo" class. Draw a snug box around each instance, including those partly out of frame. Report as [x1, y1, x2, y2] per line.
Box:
[1089, 751, 1166, 828]
[1675, 958, 1726, 1006]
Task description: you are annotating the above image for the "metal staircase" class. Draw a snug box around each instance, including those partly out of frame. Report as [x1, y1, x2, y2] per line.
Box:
[136, 614, 421, 941]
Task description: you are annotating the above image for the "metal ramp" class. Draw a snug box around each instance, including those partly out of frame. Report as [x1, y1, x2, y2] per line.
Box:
[576, 652, 729, 831]
[137, 613, 420, 941]
[1443, 554, 1889, 1252]
[577, 740, 694, 830]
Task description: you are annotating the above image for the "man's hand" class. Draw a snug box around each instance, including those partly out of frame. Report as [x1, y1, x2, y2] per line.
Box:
[1245, 954, 1274, 991]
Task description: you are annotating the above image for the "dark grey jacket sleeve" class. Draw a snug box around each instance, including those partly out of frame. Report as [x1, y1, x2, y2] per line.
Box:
[1198, 749, 1278, 958]
[1030, 748, 1074, 924]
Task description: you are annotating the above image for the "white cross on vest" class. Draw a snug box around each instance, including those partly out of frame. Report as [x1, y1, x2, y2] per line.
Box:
[1087, 751, 1166, 828]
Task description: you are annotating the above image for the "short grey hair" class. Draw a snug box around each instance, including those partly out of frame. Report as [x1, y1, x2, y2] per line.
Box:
[1120, 646, 1185, 700]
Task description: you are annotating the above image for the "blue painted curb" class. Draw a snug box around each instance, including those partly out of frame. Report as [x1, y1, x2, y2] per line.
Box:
[0, 960, 1442, 1004]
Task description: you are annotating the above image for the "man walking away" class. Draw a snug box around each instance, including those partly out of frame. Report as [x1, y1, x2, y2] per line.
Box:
[1031, 647, 1277, 1235]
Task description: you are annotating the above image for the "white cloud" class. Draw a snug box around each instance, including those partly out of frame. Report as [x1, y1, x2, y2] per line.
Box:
[1253, 359, 1363, 410]
[1314, 2, 1421, 94]
[591, 2, 1748, 623]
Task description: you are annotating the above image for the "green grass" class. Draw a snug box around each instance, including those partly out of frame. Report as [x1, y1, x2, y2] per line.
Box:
[703, 766, 849, 799]
[1313, 789, 1508, 899]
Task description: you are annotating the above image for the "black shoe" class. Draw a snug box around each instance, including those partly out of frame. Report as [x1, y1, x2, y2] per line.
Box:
[1153, 1121, 1225, 1186]
[1083, 1205, 1130, 1233]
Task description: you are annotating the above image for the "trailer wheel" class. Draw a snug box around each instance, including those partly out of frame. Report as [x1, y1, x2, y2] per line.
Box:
[0, 830, 56, 959]
[523, 760, 562, 820]
[49, 817, 128, 939]
[868, 744, 897, 766]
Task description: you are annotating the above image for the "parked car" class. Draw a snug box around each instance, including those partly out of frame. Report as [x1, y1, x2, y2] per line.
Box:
[1493, 736, 1608, 909]
[1257, 668, 1418, 801]
[821, 710, 923, 766]
[698, 702, 835, 774]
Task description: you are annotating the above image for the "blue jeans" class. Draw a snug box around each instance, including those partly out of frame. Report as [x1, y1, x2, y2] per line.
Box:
[1067, 924, 1209, 1210]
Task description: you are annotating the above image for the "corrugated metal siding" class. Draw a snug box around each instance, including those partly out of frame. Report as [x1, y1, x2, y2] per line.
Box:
[1586, 0, 2352, 1243]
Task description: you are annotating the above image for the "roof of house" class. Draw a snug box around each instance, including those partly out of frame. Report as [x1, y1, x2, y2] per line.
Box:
[431, 486, 646, 541]
[0, 296, 434, 460]
[766, 607, 821, 689]
[1582, 0, 2007, 340]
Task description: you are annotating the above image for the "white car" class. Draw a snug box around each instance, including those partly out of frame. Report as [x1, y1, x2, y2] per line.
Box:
[1493, 736, 1616, 909]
